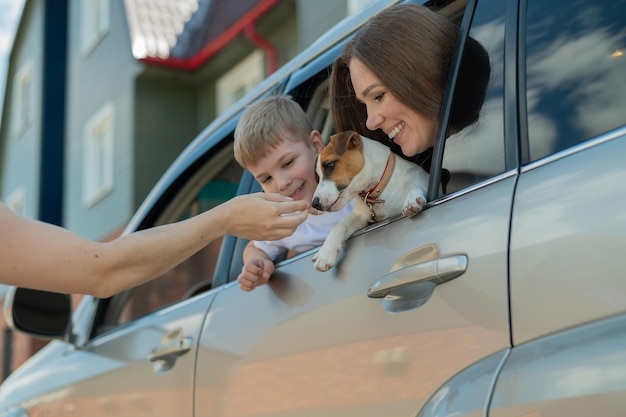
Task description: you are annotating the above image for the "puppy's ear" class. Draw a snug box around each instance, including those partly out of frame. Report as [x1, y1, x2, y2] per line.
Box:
[346, 130, 363, 150]
[331, 130, 362, 155]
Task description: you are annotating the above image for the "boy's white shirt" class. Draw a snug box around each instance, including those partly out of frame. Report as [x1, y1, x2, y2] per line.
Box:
[253, 199, 356, 261]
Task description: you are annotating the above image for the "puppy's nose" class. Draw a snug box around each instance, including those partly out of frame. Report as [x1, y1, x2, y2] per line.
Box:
[312, 197, 322, 211]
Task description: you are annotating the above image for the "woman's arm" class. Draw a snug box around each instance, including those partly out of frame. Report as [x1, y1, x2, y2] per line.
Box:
[0, 193, 307, 297]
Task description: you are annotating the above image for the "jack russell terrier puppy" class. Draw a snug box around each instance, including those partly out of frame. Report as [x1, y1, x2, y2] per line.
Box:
[311, 130, 429, 272]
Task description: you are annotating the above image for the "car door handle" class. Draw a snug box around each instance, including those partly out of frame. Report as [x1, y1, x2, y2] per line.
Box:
[148, 336, 193, 363]
[368, 255, 468, 299]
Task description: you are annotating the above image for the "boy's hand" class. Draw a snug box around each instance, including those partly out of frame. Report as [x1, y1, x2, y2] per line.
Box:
[238, 258, 275, 292]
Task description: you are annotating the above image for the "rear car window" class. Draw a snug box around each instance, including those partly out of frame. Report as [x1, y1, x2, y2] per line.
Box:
[525, 0, 626, 161]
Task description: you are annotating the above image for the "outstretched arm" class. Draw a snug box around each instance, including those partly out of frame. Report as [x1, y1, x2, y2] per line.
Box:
[0, 193, 308, 297]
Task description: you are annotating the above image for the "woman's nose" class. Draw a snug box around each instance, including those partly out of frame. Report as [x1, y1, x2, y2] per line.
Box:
[365, 111, 383, 131]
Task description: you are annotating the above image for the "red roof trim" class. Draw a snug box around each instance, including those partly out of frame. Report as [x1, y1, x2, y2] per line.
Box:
[139, 0, 280, 71]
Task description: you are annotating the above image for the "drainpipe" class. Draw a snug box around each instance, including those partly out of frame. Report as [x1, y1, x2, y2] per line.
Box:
[244, 22, 279, 75]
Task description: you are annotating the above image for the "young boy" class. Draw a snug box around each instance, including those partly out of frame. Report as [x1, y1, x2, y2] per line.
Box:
[234, 95, 354, 292]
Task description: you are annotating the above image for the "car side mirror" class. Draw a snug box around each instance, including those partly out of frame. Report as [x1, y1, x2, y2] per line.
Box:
[3, 287, 71, 340]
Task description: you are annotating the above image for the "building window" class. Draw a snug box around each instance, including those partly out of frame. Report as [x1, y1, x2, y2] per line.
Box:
[216, 50, 265, 116]
[81, 0, 109, 56]
[6, 188, 26, 217]
[12, 62, 33, 137]
[83, 104, 114, 207]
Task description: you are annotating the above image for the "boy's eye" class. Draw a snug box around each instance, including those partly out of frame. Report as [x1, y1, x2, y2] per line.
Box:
[261, 176, 271, 184]
[283, 158, 294, 167]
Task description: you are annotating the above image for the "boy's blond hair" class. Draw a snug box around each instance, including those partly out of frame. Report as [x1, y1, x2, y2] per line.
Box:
[234, 95, 313, 169]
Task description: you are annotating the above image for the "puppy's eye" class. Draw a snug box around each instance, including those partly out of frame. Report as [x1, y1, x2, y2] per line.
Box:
[323, 162, 335, 175]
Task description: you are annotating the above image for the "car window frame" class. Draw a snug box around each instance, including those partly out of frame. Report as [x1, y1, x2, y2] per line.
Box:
[430, 0, 521, 202]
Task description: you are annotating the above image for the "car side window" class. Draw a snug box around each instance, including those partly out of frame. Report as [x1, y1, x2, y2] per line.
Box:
[525, 0, 626, 162]
[441, 0, 507, 194]
[98, 146, 243, 331]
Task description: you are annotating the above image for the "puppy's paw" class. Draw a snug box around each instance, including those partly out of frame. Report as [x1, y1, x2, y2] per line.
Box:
[312, 242, 342, 272]
[402, 189, 427, 217]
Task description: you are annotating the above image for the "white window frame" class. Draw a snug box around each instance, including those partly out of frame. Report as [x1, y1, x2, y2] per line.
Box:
[216, 50, 265, 116]
[11, 61, 33, 138]
[81, 0, 110, 56]
[6, 188, 26, 217]
[82, 104, 114, 207]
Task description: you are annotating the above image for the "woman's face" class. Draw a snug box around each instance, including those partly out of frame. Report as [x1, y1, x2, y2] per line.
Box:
[348, 57, 438, 157]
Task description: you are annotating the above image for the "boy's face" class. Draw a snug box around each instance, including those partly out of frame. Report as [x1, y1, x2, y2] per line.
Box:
[248, 131, 324, 203]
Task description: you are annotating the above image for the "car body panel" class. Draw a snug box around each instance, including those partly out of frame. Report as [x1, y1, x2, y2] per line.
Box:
[194, 175, 514, 417]
[417, 349, 509, 417]
[491, 313, 626, 416]
[510, 131, 626, 345]
[0, 292, 216, 417]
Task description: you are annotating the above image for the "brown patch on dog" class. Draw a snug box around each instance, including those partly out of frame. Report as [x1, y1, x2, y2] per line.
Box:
[319, 131, 365, 189]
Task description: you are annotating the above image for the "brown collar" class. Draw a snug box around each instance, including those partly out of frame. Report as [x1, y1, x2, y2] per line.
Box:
[359, 151, 396, 204]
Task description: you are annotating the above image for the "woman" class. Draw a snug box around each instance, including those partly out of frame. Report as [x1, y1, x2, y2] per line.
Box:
[0, 193, 308, 297]
[330, 3, 490, 168]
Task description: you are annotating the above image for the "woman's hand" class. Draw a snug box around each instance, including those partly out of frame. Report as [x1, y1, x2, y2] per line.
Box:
[222, 193, 309, 241]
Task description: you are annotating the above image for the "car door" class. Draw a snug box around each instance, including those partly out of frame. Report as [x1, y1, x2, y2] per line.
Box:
[193, 1, 513, 416]
[490, 0, 626, 414]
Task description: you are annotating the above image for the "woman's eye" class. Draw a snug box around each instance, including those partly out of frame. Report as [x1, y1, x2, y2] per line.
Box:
[374, 92, 385, 102]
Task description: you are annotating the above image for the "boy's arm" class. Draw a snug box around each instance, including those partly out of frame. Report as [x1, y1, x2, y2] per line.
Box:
[238, 241, 275, 291]
[242, 240, 271, 264]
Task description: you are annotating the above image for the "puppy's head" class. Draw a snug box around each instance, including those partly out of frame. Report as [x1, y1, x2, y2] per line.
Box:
[312, 130, 364, 211]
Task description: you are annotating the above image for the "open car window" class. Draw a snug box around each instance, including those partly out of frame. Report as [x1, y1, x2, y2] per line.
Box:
[441, 0, 508, 195]
[95, 143, 243, 334]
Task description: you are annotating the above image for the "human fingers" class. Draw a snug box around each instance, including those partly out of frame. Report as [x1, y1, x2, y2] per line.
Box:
[238, 271, 259, 292]
[238, 276, 256, 292]
[276, 199, 309, 215]
[255, 260, 275, 287]
[271, 209, 308, 237]
[238, 260, 264, 289]
[259, 218, 306, 241]
[256, 192, 309, 213]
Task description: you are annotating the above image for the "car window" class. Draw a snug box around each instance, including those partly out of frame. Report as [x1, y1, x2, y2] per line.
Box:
[525, 0, 626, 162]
[441, 0, 507, 194]
[97, 145, 243, 331]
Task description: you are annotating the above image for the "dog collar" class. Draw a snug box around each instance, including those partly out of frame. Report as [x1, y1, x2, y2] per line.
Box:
[359, 151, 396, 204]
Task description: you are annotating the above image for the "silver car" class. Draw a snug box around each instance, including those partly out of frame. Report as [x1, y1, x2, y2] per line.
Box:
[2, 0, 626, 416]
